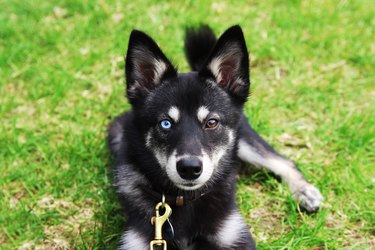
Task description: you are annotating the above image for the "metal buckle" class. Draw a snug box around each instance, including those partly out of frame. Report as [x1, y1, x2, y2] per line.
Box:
[150, 239, 167, 250]
[150, 195, 172, 250]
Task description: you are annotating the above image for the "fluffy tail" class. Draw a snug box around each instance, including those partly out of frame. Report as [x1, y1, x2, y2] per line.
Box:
[184, 25, 217, 71]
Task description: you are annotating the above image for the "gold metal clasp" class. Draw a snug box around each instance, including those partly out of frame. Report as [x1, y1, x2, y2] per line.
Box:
[150, 202, 172, 250]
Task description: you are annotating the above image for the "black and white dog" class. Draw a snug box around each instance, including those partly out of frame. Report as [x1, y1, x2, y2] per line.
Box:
[108, 25, 323, 249]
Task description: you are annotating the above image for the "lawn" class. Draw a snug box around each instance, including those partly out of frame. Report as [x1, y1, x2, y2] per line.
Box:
[0, 0, 374, 249]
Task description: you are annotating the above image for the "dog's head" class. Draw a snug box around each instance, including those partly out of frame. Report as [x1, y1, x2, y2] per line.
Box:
[125, 26, 250, 190]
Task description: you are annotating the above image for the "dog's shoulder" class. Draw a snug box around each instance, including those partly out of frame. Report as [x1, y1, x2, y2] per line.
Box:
[107, 111, 134, 156]
[108, 111, 155, 215]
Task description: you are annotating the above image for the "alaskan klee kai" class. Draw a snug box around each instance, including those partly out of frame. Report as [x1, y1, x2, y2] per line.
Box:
[108, 25, 323, 249]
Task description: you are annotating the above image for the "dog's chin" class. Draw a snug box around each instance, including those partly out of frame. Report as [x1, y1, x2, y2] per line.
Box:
[175, 182, 205, 191]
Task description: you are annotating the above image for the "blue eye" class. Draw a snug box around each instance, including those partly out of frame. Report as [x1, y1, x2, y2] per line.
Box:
[160, 119, 172, 129]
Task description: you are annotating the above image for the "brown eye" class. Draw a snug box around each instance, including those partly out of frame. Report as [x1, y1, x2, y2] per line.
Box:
[205, 119, 219, 129]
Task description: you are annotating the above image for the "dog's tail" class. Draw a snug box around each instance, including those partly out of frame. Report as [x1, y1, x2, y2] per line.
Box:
[184, 25, 217, 71]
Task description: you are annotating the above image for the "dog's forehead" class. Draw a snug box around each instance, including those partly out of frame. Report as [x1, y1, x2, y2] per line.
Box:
[144, 72, 233, 119]
[176, 71, 200, 81]
[148, 73, 204, 106]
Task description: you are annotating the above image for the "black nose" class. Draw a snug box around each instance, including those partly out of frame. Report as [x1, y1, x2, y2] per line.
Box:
[176, 157, 202, 180]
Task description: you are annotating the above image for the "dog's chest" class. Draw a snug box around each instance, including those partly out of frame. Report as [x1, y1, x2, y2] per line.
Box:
[164, 203, 225, 244]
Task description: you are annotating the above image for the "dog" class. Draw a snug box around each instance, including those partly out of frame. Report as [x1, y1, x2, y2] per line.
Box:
[107, 25, 323, 249]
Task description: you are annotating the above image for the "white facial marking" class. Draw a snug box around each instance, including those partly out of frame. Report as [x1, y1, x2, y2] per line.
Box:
[146, 122, 235, 191]
[168, 106, 180, 123]
[165, 149, 179, 182]
[165, 151, 213, 191]
[214, 210, 249, 247]
[145, 131, 152, 148]
[197, 106, 210, 123]
[211, 129, 234, 166]
[146, 130, 167, 168]
[165, 129, 234, 190]
[199, 151, 215, 186]
[119, 229, 148, 250]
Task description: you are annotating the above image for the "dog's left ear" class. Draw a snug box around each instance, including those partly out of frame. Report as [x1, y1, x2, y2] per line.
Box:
[125, 30, 177, 104]
[199, 25, 250, 103]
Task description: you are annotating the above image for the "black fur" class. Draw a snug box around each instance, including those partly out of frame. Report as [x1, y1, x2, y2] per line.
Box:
[185, 25, 217, 71]
[108, 24, 323, 250]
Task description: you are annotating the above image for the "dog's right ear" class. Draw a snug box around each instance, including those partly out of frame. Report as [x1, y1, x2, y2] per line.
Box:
[125, 30, 177, 104]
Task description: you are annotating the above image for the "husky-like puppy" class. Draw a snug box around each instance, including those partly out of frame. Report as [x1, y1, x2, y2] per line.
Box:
[108, 25, 323, 249]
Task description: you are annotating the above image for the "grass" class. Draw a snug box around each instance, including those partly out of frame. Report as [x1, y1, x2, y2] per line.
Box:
[0, 0, 374, 249]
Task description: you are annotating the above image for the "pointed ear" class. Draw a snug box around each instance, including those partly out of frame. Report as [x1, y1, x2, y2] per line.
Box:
[125, 30, 177, 103]
[199, 25, 250, 103]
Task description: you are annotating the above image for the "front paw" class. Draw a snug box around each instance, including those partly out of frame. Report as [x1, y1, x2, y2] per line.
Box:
[292, 183, 324, 213]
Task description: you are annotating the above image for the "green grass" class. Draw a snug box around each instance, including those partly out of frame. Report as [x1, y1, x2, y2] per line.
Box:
[1, 0, 374, 249]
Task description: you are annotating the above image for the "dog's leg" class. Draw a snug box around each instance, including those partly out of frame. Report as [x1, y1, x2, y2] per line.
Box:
[237, 115, 323, 212]
[206, 210, 256, 249]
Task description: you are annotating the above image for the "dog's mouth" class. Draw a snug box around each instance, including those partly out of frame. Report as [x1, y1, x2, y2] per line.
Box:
[175, 181, 204, 191]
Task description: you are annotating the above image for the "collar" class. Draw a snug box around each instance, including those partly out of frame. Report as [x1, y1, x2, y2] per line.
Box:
[141, 186, 209, 206]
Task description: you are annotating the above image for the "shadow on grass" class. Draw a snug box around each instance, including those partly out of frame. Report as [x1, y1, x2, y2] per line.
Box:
[238, 162, 281, 183]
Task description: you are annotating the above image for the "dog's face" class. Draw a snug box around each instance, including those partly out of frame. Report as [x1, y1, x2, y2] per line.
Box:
[125, 26, 249, 190]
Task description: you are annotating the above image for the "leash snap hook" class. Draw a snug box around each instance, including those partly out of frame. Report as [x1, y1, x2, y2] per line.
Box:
[150, 201, 172, 250]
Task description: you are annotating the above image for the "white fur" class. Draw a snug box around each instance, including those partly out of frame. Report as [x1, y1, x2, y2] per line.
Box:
[145, 126, 235, 192]
[115, 164, 145, 195]
[165, 130, 234, 190]
[154, 150, 168, 169]
[237, 139, 302, 187]
[127, 80, 149, 97]
[132, 47, 167, 85]
[208, 56, 225, 83]
[112, 133, 123, 148]
[207, 45, 241, 83]
[165, 149, 180, 184]
[211, 129, 234, 167]
[198, 151, 215, 188]
[114, 164, 156, 218]
[197, 106, 210, 123]
[109, 121, 123, 153]
[292, 182, 324, 211]
[153, 58, 167, 84]
[165, 150, 214, 191]
[214, 210, 248, 247]
[168, 106, 180, 123]
[237, 139, 323, 211]
[146, 130, 168, 168]
[145, 130, 153, 149]
[119, 229, 148, 250]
